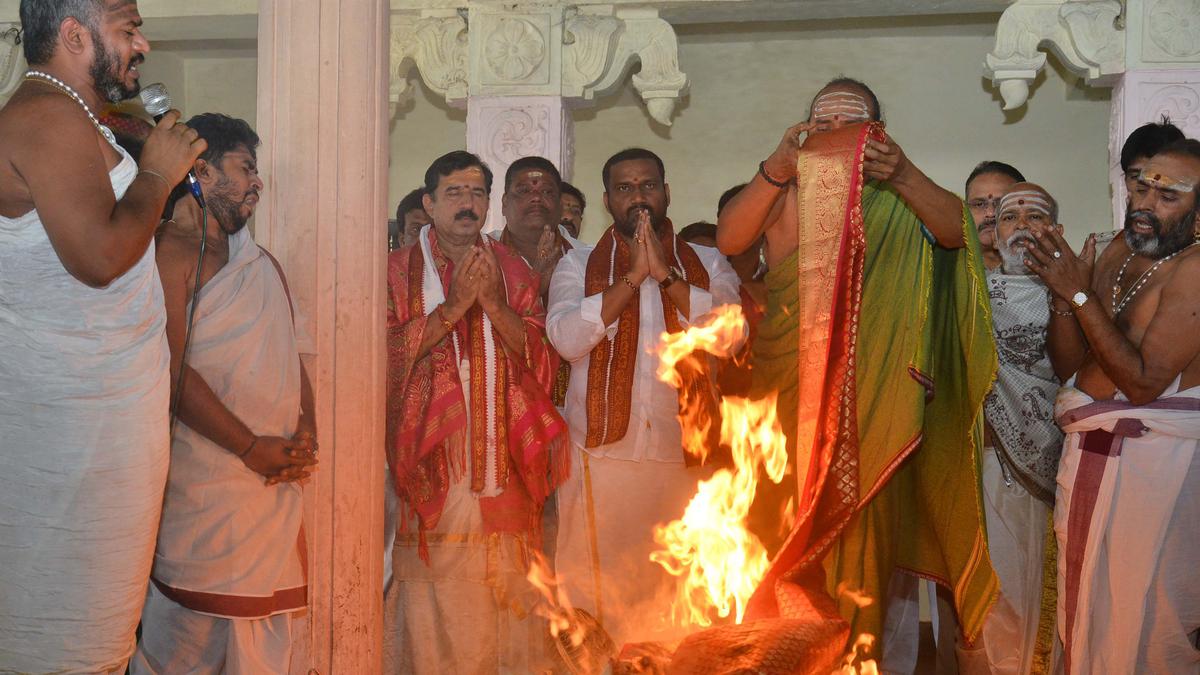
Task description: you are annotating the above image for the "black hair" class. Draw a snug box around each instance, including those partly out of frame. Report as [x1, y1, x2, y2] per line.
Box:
[810, 77, 882, 122]
[396, 187, 426, 222]
[602, 147, 665, 190]
[1155, 138, 1200, 192]
[678, 221, 718, 243]
[560, 181, 586, 211]
[1121, 119, 1186, 172]
[717, 183, 747, 217]
[504, 156, 561, 192]
[19, 0, 103, 65]
[965, 161, 1026, 194]
[166, 113, 260, 212]
[423, 150, 493, 196]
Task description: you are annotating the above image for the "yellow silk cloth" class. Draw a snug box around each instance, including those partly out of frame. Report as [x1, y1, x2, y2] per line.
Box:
[747, 123, 998, 645]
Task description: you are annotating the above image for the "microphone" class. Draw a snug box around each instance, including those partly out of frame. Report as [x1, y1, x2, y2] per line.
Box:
[138, 83, 205, 208]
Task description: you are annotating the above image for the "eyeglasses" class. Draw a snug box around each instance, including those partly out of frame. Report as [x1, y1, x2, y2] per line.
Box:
[967, 197, 1002, 212]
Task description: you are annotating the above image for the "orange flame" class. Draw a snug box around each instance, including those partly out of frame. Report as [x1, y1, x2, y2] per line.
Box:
[526, 550, 585, 649]
[832, 585, 878, 674]
[655, 304, 751, 463]
[834, 632, 879, 674]
[650, 304, 790, 627]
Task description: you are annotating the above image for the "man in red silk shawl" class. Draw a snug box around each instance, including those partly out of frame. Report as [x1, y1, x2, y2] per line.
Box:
[547, 148, 742, 648]
[382, 151, 567, 674]
[716, 78, 998, 672]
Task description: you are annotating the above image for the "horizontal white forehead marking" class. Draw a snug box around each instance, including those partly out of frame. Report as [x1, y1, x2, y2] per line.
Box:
[1138, 169, 1196, 193]
[998, 190, 1051, 216]
[812, 92, 871, 121]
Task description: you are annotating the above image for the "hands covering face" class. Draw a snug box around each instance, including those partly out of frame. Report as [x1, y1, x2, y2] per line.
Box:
[1024, 227, 1097, 301]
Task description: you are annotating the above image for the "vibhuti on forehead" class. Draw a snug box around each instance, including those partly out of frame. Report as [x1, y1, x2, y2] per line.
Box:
[998, 189, 1052, 218]
[811, 91, 871, 123]
[1137, 168, 1196, 193]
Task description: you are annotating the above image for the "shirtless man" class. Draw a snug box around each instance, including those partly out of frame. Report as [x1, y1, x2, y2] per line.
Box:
[0, 1, 202, 671]
[1032, 139, 1200, 673]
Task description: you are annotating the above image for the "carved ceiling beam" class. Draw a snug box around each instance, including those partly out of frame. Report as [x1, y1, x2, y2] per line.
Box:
[984, 0, 1125, 110]
[390, 4, 689, 127]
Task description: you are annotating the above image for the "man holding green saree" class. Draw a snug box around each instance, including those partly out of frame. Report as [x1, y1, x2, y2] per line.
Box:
[716, 78, 998, 665]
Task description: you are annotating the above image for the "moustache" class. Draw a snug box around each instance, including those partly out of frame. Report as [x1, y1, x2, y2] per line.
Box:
[1127, 209, 1160, 231]
[454, 209, 480, 222]
[1006, 231, 1037, 248]
[626, 205, 652, 220]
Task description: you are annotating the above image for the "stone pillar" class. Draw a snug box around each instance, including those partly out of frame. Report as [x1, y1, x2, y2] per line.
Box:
[391, 2, 689, 232]
[1106, 0, 1200, 226]
[467, 95, 573, 232]
[985, 0, 1200, 230]
[256, 0, 388, 671]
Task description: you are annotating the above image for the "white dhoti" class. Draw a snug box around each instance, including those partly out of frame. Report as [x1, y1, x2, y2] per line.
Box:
[133, 228, 306, 673]
[129, 585, 293, 675]
[383, 359, 544, 674]
[554, 445, 708, 648]
[978, 272, 1063, 675]
[0, 144, 170, 673]
[1055, 383, 1200, 674]
[981, 447, 1052, 675]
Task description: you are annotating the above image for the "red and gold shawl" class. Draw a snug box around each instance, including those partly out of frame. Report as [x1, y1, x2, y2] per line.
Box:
[385, 232, 569, 550]
[746, 122, 998, 645]
[582, 221, 720, 460]
[497, 226, 577, 408]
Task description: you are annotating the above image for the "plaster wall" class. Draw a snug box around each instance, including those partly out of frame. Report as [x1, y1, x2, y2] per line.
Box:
[185, 57, 257, 123]
[137, 50, 188, 113]
[157, 15, 1114, 247]
[390, 16, 1113, 246]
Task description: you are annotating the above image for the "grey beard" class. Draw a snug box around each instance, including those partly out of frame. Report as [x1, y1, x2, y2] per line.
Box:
[998, 233, 1037, 275]
[1125, 208, 1198, 259]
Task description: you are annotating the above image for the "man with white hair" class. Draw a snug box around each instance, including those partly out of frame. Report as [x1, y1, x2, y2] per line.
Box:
[980, 182, 1065, 674]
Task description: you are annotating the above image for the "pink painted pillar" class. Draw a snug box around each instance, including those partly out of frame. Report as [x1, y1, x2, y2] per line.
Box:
[466, 95, 574, 234]
[1108, 69, 1200, 227]
[256, 0, 388, 671]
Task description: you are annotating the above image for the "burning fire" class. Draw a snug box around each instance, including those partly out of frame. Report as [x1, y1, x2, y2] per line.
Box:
[526, 550, 585, 650]
[650, 305, 791, 627]
[834, 633, 880, 675]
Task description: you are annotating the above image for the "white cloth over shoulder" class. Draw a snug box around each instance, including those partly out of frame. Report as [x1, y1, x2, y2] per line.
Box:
[545, 241, 740, 462]
[1054, 381, 1200, 675]
[151, 227, 306, 618]
[0, 143, 170, 673]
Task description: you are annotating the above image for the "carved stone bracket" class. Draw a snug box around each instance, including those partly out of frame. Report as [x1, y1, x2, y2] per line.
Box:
[984, 0, 1125, 110]
[390, 12, 469, 110]
[391, 5, 688, 127]
[562, 7, 689, 126]
[1, 24, 26, 107]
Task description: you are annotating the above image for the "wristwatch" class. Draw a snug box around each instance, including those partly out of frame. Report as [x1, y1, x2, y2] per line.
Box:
[1069, 290, 1090, 309]
[659, 267, 681, 290]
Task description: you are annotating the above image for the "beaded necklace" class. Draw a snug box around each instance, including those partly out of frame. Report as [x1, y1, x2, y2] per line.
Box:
[1111, 242, 1197, 317]
[22, 70, 114, 143]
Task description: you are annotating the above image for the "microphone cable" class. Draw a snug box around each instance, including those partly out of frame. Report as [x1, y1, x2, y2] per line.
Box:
[168, 201, 209, 436]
